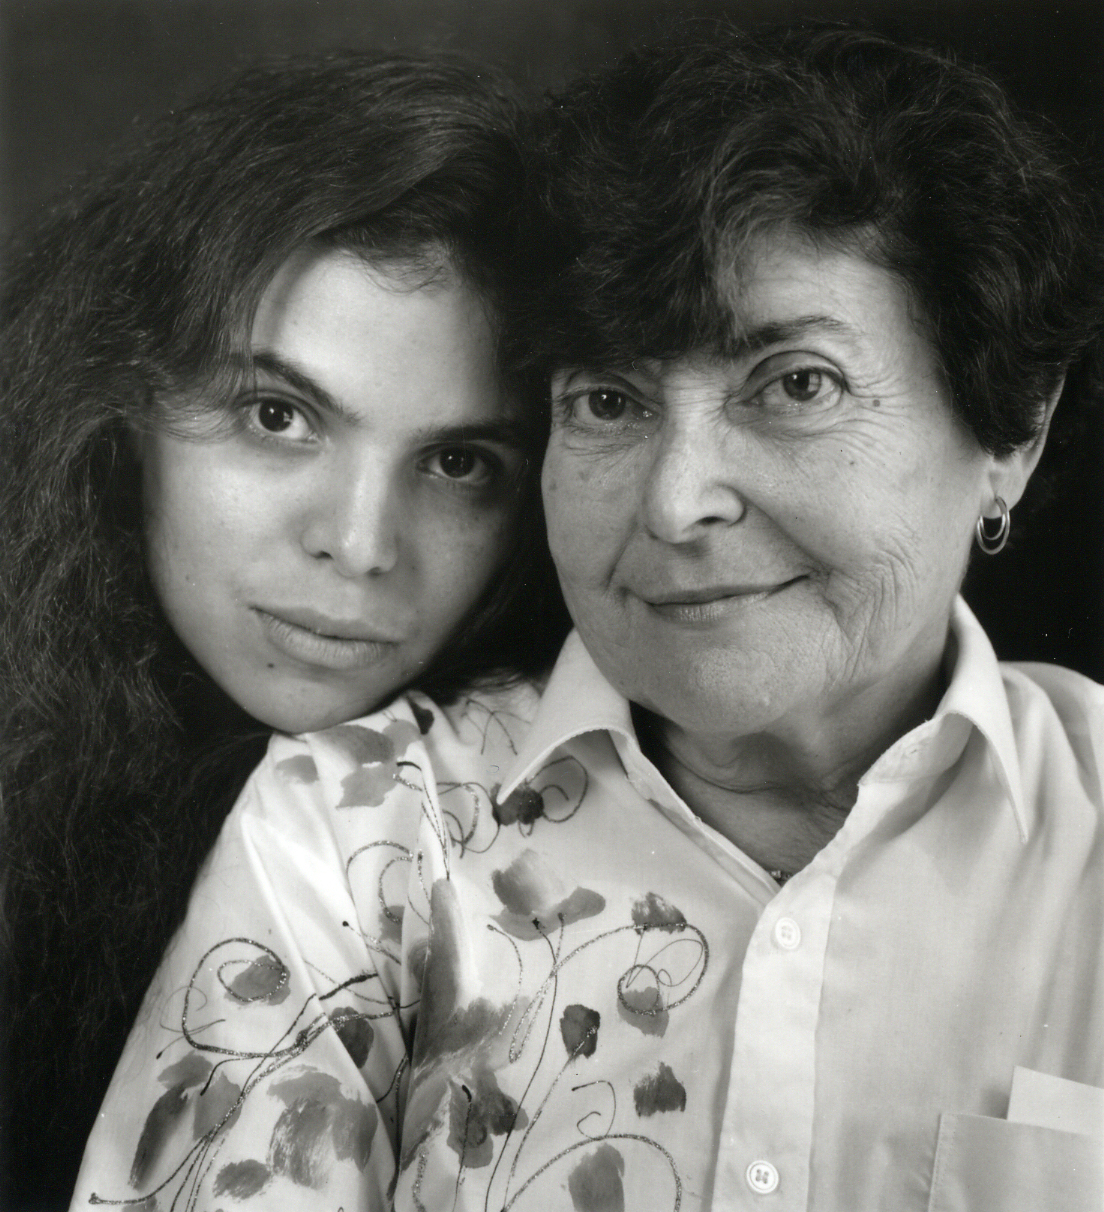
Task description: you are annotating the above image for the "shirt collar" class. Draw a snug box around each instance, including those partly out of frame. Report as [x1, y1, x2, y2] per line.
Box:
[501, 597, 1028, 840]
[500, 631, 635, 797]
[938, 597, 1027, 837]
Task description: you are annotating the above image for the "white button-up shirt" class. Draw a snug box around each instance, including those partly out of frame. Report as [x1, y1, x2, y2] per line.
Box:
[72, 601, 1103, 1211]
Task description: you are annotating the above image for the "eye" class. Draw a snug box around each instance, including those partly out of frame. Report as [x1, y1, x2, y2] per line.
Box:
[554, 382, 656, 433]
[755, 366, 843, 411]
[422, 445, 496, 485]
[781, 370, 823, 402]
[583, 390, 630, 421]
[246, 397, 315, 442]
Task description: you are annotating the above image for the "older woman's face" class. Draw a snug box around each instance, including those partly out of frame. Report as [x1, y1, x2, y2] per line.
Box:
[543, 236, 1018, 744]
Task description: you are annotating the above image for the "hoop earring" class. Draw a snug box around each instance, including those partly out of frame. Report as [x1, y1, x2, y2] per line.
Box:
[975, 496, 1010, 555]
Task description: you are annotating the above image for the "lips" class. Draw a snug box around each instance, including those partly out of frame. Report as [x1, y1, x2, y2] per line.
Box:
[258, 606, 403, 644]
[638, 577, 803, 623]
[645, 585, 781, 606]
[253, 607, 404, 671]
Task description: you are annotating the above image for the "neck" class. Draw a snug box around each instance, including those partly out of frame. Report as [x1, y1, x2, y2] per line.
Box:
[634, 660, 946, 877]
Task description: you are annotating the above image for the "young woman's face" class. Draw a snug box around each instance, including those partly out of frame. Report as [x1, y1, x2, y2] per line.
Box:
[139, 247, 525, 732]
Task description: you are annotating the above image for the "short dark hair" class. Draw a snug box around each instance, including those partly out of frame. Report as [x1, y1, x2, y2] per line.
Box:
[0, 52, 567, 1204]
[521, 24, 1104, 456]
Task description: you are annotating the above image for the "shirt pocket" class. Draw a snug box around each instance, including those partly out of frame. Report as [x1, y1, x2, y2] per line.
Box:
[928, 1112, 1104, 1212]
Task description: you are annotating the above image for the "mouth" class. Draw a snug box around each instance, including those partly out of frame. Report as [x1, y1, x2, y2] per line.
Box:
[253, 607, 402, 671]
[640, 577, 803, 623]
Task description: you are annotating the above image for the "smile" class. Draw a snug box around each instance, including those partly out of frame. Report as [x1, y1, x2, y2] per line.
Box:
[253, 608, 401, 671]
[640, 579, 801, 624]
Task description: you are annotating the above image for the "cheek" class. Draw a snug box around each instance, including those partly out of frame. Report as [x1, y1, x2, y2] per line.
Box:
[424, 504, 515, 611]
[143, 450, 274, 613]
[542, 447, 631, 583]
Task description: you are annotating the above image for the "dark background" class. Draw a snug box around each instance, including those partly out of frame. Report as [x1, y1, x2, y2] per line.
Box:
[3, 0, 1102, 679]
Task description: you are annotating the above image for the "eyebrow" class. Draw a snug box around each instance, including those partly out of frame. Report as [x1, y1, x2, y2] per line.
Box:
[562, 314, 863, 385]
[724, 313, 860, 359]
[249, 350, 358, 425]
[248, 350, 527, 447]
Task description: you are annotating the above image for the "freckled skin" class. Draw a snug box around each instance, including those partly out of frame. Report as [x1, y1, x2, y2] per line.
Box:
[544, 234, 1048, 794]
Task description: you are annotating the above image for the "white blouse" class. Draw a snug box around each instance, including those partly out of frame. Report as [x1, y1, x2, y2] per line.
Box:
[73, 600, 1103, 1210]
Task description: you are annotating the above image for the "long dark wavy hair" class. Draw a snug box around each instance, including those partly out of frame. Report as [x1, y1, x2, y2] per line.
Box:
[0, 52, 568, 1209]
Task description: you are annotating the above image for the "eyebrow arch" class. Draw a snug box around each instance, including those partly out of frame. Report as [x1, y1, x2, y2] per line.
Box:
[556, 367, 648, 391]
[247, 350, 527, 446]
[728, 314, 858, 358]
[248, 350, 359, 425]
[417, 421, 528, 447]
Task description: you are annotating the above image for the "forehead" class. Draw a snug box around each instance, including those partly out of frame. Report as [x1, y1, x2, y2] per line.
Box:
[558, 233, 929, 380]
[250, 246, 516, 425]
[548, 227, 936, 385]
[718, 230, 919, 350]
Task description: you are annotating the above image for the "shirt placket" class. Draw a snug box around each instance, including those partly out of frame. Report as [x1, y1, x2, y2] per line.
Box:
[715, 860, 838, 1210]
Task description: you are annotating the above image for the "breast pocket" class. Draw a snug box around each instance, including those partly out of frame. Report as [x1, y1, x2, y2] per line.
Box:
[928, 1112, 1103, 1212]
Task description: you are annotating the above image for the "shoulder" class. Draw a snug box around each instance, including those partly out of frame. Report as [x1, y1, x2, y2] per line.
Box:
[228, 680, 542, 855]
[418, 677, 543, 770]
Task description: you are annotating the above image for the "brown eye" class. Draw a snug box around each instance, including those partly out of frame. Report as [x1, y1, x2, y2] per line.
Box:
[438, 448, 477, 479]
[586, 390, 628, 421]
[781, 370, 824, 402]
[257, 400, 296, 432]
[424, 446, 494, 486]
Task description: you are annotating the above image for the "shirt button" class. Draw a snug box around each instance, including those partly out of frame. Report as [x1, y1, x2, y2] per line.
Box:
[746, 1160, 779, 1194]
[773, 917, 801, 950]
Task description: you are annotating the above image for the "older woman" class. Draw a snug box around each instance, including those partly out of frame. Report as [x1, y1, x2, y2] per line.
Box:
[74, 26, 1101, 1212]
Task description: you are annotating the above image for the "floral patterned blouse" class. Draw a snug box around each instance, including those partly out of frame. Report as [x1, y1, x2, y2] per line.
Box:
[73, 604, 1103, 1211]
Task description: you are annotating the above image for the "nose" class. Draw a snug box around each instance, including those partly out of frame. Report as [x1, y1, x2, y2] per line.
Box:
[300, 450, 400, 577]
[640, 412, 746, 544]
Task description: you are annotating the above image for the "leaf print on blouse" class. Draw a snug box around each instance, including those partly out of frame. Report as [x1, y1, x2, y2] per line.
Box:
[630, 893, 687, 934]
[315, 718, 423, 808]
[213, 1157, 270, 1199]
[274, 752, 319, 783]
[328, 1006, 374, 1068]
[438, 754, 589, 858]
[392, 871, 703, 1211]
[266, 1069, 377, 1186]
[93, 935, 399, 1209]
[224, 952, 291, 1005]
[559, 1005, 600, 1059]
[633, 1063, 687, 1117]
[492, 849, 606, 941]
[446, 1064, 527, 1168]
[568, 1143, 626, 1212]
[402, 879, 530, 1175]
[128, 1052, 246, 1192]
[493, 756, 589, 832]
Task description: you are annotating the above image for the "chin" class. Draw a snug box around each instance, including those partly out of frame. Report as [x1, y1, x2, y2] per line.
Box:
[236, 681, 381, 736]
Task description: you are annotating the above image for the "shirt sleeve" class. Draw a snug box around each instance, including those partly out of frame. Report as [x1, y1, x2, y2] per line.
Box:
[70, 708, 439, 1212]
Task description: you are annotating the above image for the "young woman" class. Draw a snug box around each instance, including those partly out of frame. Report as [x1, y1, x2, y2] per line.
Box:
[0, 52, 566, 1209]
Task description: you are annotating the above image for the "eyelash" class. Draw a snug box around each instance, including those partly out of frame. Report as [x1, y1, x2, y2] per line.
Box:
[750, 366, 845, 411]
[419, 445, 503, 488]
[555, 361, 845, 432]
[555, 388, 656, 432]
[236, 396, 508, 493]
[240, 395, 318, 445]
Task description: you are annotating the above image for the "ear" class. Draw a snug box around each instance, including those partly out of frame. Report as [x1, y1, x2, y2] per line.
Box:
[983, 376, 1062, 514]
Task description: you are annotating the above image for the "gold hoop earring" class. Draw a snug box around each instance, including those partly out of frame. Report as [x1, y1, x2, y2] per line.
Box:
[975, 496, 1010, 555]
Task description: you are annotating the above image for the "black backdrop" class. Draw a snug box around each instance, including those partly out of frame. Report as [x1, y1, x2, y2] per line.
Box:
[3, 0, 1102, 679]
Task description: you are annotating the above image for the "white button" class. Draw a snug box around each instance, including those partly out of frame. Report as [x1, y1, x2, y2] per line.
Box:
[746, 1160, 779, 1194]
[773, 917, 801, 950]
